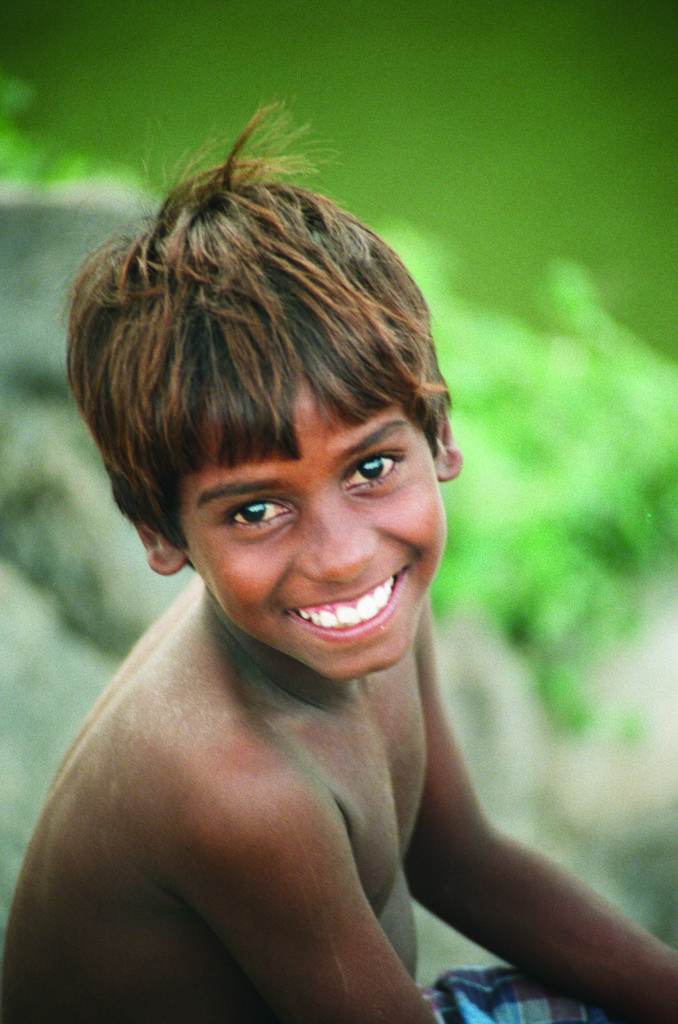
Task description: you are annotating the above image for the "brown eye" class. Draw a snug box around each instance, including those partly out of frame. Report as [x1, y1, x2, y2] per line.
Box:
[232, 501, 282, 525]
[347, 455, 396, 487]
[360, 456, 386, 479]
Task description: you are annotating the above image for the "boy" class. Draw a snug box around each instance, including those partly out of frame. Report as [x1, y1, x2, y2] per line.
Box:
[3, 110, 677, 1023]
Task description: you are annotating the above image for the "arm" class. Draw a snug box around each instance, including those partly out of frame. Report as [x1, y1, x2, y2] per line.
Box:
[405, 601, 678, 1023]
[167, 740, 435, 1024]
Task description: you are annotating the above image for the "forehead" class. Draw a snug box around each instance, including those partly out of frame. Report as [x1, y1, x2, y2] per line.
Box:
[288, 388, 410, 454]
[289, 385, 379, 438]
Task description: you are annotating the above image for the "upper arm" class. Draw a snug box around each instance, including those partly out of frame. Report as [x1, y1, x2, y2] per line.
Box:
[405, 600, 493, 903]
[169, 744, 434, 1024]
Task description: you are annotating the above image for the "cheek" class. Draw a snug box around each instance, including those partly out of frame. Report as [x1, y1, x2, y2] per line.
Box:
[385, 485, 447, 565]
[202, 544, 289, 617]
[421, 497, 448, 572]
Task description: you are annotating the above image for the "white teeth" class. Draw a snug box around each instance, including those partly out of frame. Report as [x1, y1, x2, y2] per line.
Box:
[337, 605, 361, 625]
[356, 594, 377, 620]
[295, 575, 396, 630]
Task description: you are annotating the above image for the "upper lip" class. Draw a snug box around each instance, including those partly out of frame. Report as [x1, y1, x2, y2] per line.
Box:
[288, 571, 400, 614]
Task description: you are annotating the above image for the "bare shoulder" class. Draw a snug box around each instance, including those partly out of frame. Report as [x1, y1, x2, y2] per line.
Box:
[52, 575, 208, 781]
[39, 576, 243, 874]
[167, 725, 343, 889]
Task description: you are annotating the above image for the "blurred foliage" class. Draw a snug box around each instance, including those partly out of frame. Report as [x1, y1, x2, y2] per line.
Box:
[0, 68, 140, 186]
[386, 226, 677, 732]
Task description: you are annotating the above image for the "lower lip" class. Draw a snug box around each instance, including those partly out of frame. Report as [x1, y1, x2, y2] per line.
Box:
[287, 570, 406, 643]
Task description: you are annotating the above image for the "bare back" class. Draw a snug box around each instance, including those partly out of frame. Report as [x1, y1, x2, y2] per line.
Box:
[3, 577, 429, 1022]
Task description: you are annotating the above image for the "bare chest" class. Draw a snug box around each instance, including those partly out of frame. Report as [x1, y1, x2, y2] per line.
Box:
[281, 655, 426, 910]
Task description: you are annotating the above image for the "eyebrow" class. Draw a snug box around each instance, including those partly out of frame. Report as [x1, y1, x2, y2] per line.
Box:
[196, 418, 410, 508]
[197, 477, 291, 507]
[342, 418, 410, 460]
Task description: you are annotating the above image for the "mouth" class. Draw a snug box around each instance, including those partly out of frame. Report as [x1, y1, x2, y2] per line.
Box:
[288, 571, 404, 637]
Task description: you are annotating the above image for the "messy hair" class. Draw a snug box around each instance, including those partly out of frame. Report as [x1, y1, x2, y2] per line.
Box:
[67, 107, 450, 546]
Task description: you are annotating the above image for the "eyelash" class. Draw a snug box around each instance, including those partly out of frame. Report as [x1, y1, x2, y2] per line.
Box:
[228, 453, 401, 528]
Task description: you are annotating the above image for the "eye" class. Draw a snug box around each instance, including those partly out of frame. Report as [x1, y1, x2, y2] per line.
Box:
[347, 455, 397, 487]
[231, 500, 285, 526]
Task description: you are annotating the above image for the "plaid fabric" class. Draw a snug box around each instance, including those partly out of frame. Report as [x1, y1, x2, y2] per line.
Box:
[420, 967, 626, 1023]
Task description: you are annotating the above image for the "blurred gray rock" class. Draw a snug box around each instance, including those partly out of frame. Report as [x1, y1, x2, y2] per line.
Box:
[547, 580, 678, 832]
[602, 809, 678, 948]
[0, 396, 187, 655]
[0, 182, 185, 654]
[0, 182, 150, 396]
[437, 614, 550, 843]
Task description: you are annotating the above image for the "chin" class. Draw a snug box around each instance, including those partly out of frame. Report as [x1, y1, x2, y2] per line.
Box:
[306, 632, 414, 682]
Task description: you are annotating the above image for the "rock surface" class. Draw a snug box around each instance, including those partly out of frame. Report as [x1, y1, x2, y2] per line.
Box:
[0, 182, 149, 394]
[0, 396, 186, 656]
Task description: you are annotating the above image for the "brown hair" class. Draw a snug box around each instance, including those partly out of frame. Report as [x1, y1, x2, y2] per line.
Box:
[67, 108, 449, 546]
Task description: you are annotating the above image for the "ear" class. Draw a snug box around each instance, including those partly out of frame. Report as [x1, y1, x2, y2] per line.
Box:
[434, 416, 463, 482]
[135, 524, 188, 576]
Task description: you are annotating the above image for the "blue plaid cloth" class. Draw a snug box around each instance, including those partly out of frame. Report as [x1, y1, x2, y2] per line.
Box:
[421, 967, 626, 1023]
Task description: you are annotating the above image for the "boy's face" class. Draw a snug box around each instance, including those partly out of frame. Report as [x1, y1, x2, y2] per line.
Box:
[143, 389, 461, 684]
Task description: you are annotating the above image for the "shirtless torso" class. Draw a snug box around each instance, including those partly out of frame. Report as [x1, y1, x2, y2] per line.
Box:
[3, 576, 433, 1022]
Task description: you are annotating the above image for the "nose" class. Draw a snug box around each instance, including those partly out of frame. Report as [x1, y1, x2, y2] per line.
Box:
[295, 498, 377, 586]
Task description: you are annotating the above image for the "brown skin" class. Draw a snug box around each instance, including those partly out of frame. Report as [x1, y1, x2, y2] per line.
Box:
[3, 398, 678, 1023]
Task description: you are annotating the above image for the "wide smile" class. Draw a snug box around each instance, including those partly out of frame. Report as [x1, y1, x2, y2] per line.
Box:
[288, 570, 405, 639]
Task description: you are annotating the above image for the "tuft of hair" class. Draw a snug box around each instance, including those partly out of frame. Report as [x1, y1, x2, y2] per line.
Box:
[67, 105, 450, 545]
[161, 104, 316, 214]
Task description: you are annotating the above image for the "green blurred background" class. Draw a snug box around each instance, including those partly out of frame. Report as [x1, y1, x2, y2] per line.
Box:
[2, 0, 677, 359]
[2, 0, 678, 971]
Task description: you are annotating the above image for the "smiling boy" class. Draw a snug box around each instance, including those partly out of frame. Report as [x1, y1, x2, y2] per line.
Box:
[3, 112, 678, 1023]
